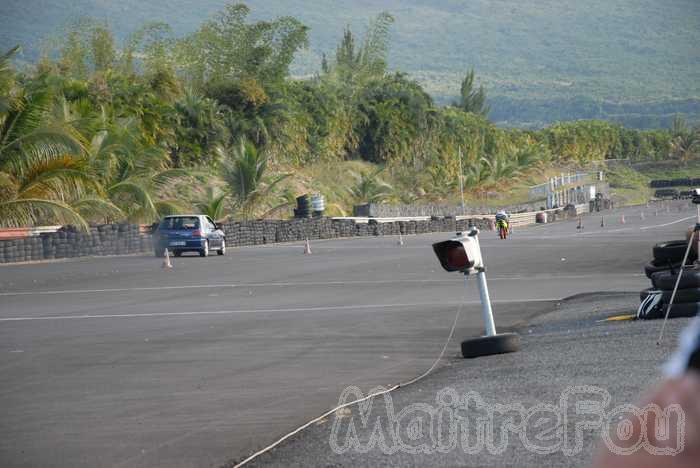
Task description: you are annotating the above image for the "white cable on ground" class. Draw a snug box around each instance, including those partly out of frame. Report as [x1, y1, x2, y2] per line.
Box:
[232, 279, 468, 468]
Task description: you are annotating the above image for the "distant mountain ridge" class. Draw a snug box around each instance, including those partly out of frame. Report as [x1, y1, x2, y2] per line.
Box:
[1, 0, 699, 128]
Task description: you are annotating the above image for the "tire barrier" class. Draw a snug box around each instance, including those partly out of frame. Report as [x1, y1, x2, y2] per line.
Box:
[638, 292, 700, 320]
[640, 287, 700, 304]
[644, 260, 685, 280]
[639, 239, 700, 320]
[0, 217, 493, 264]
[650, 178, 700, 188]
[0, 202, 591, 265]
[0, 224, 151, 264]
[654, 189, 680, 199]
[644, 239, 698, 281]
[651, 267, 700, 290]
[653, 240, 699, 264]
[664, 302, 700, 318]
[294, 194, 312, 218]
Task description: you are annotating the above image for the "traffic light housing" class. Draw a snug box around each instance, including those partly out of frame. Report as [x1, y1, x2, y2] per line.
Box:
[432, 229, 484, 274]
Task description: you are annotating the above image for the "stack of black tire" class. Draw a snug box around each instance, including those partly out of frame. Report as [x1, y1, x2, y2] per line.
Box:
[640, 240, 700, 319]
[294, 194, 312, 219]
[0, 238, 43, 263]
[650, 178, 700, 188]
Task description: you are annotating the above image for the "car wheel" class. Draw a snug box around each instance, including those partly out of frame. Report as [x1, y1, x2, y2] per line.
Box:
[199, 240, 209, 257]
[461, 333, 520, 359]
[217, 239, 226, 256]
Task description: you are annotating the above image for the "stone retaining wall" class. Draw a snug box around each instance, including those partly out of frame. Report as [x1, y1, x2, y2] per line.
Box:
[0, 216, 491, 264]
[353, 202, 546, 218]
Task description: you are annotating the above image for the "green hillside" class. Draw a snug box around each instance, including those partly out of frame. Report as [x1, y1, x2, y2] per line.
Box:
[2, 1, 697, 229]
[1, 0, 699, 127]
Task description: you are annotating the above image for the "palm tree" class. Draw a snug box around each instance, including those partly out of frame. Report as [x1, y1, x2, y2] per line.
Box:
[196, 186, 228, 221]
[670, 129, 699, 165]
[453, 69, 490, 117]
[103, 151, 191, 223]
[347, 169, 393, 204]
[86, 120, 190, 223]
[0, 57, 94, 228]
[172, 89, 227, 167]
[221, 139, 289, 219]
[0, 46, 20, 115]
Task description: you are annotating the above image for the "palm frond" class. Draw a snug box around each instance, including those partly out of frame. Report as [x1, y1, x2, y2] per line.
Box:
[108, 179, 158, 220]
[195, 186, 228, 221]
[151, 168, 192, 188]
[17, 154, 96, 200]
[72, 197, 125, 223]
[0, 198, 88, 230]
[0, 46, 20, 115]
[154, 199, 188, 217]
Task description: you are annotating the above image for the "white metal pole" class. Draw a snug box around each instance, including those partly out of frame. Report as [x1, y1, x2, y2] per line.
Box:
[696, 204, 699, 265]
[458, 146, 466, 216]
[476, 271, 497, 336]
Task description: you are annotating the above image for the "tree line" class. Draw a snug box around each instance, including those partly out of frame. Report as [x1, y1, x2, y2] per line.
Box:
[1, 3, 698, 228]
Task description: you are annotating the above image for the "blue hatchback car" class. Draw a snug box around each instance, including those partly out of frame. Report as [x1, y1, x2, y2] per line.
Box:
[154, 215, 226, 257]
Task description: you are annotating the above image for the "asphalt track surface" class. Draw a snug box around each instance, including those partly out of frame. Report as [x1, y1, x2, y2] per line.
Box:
[0, 203, 695, 467]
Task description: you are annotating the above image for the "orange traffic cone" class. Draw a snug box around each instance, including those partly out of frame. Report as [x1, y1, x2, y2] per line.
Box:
[397, 232, 405, 246]
[304, 238, 312, 255]
[620, 214, 626, 224]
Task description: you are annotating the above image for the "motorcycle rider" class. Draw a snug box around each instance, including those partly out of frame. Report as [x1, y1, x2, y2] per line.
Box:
[495, 209, 509, 239]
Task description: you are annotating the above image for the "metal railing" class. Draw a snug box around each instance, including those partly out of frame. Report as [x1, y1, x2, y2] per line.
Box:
[338, 203, 590, 228]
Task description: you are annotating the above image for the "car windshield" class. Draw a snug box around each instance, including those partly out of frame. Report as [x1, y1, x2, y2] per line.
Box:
[160, 217, 199, 230]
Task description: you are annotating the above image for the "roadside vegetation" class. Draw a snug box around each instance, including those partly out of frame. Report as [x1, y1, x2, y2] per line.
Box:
[1, 2, 698, 228]
[5, 0, 700, 128]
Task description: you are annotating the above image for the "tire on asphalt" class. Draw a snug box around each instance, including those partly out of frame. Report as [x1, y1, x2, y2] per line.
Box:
[652, 268, 700, 290]
[655, 302, 700, 319]
[645, 259, 682, 279]
[653, 240, 697, 264]
[461, 333, 520, 359]
[217, 239, 226, 256]
[199, 240, 209, 257]
[659, 287, 700, 304]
